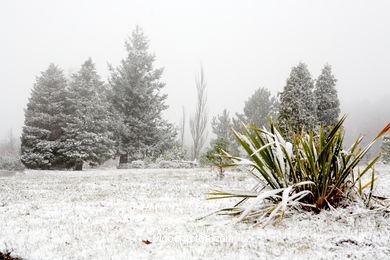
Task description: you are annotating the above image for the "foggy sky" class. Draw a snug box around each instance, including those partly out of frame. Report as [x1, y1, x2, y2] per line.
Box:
[1, 0, 389, 141]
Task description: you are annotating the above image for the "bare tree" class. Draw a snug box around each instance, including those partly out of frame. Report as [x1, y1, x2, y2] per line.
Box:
[190, 66, 208, 160]
[180, 106, 186, 146]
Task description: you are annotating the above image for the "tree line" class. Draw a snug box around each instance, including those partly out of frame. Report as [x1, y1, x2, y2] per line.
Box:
[20, 25, 359, 170]
[21, 26, 176, 170]
[204, 62, 341, 169]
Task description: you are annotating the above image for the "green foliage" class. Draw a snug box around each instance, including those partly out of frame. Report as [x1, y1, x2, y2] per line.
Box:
[208, 117, 388, 224]
[314, 64, 340, 126]
[60, 58, 116, 169]
[21, 63, 68, 169]
[202, 138, 231, 177]
[109, 26, 176, 163]
[211, 109, 240, 156]
[239, 87, 278, 128]
[278, 62, 317, 135]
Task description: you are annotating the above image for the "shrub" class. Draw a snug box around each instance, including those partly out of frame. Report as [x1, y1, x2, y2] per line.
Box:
[130, 160, 145, 169]
[202, 137, 232, 178]
[208, 116, 389, 225]
[158, 142, 187, 161]
[0, 155, 25, 171]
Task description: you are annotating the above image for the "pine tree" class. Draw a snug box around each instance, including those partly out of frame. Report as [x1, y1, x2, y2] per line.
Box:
[21, 64, 68, 169]
[278, 62, 317, 134]
[202, 137, 231, 179]
[235, 87, 278, 128]
[314, 64, 340, 126]
[211, 109, 239, 156]
[109, 26, 176, 163]
[211, 109, 231, 140]
[60, 58, 116, 170]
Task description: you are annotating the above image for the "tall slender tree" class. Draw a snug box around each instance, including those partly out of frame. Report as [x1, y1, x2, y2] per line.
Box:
[278, 62, 317, 134]
[21, 64, 68, 169]
[314, 64, 340, 126]
[109, 26, 176, 163]
[60, 58, 116, 170]
[180, 106, 186, 146]
[190, 66, 208, 160]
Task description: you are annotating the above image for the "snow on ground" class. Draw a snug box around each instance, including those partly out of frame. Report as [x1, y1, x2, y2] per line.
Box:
[0, 165, 389, 260]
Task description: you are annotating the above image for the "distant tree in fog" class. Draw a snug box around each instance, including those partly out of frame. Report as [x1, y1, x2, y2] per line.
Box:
[180, 106, 186, 146]
[314, 64, 340, 126]
[234, 87, 278, 129]
[109, 26, 176, 163]
[60, 58, 116, 170]
[21, 64, 68, 169]
[190, 66, 208, 160]
[211, 109, 239, 156]
[278, 62, 317, 135]
[0, 129, 18, 156]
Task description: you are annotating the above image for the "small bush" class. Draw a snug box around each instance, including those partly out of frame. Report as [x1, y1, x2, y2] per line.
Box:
[131, 160, 145, 169]
[208, 117, 389, 225]
[202, 138, 232, 178]
[0, 155, 25, 171]
[158, 143, 187, 161]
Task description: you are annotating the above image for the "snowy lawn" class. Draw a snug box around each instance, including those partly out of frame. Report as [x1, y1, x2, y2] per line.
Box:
[0, 166, 389, 260]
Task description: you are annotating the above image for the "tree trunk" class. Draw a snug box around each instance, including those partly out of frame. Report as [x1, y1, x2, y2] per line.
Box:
[74, 160, 83, 171]
[119, 153, 128, 164]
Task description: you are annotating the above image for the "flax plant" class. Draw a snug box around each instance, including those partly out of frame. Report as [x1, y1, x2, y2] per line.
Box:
[207, 116, 390, 223]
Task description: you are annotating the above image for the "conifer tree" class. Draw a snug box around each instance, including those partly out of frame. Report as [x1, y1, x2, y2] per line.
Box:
[211, 109, 231, 140]
[278, 62, 317, 134]
[109, 26, 176, 163]
[211, 109, 239, 155]
[60, 58, 116, 170]
[314, 64, 340, 126]
[235, 87, 278, 128]
[21, 64, 68, 169]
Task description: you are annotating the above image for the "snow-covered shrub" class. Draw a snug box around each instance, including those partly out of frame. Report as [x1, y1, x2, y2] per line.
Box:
[0, 155, 25, 171]
[158, 160, 175, 168]
[157, 160, 196, 169]
[130, 160, 145, 169]
[159, 143, 186, 161]
[207, 117, 390, 225]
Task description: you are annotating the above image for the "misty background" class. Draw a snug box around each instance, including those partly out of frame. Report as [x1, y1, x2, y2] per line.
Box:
[1, 0, 389, 153]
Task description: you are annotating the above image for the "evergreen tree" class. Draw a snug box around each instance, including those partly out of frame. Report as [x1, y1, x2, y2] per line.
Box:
[212, 109, 231, 140]
[278, 62, 317, 134]
[21, 64, 68, 169]
[241, 87, 277, 128]
[211, 109, 239, 156]
[109, 26, 176, 163]
[202, 137, 231, 179]
[314, 64, 340, 126]
[60, 58, 116, 170]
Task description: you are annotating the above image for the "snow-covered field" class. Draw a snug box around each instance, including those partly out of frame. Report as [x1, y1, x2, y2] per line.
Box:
[0, 166, 389, 260]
